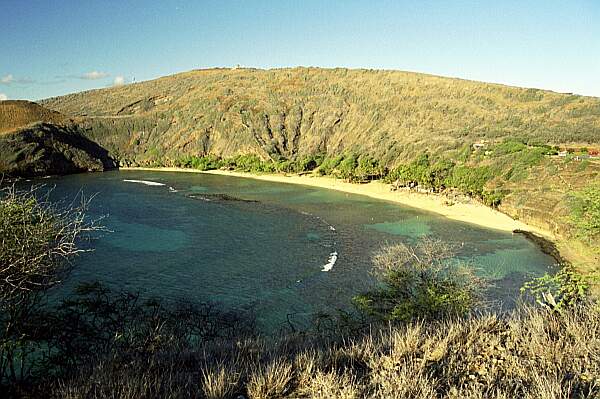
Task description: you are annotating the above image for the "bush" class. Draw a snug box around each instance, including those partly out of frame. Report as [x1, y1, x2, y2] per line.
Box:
[445, 165, 493, 197]
[569, 186, 600, 245]
[317, 155, 344, 176]
[356, 154, 384, 180]
[354, 239, 484, 322]
[0, 187, 99, 306]
[229, 154, 272, 172]
[520, 267, 595, 312]
[175, 155, 222, 170]
[482, 189, 505, 207]
[494, 139, 528, 155]
[0, 187, 100, 387]
[298, 154, 325, 172]
[337, 153, 359, 181]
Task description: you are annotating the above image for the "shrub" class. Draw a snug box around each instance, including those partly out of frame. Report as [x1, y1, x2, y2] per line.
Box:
[337, 153, 359, 181]
[298, 154, 325, 172]
[520, 267, 596, 312]
[0, 187, 100, 386]
[317, 155, 344, 176]
[482, 189, 505, 207]
[354, 238, 484, 322]
[356, 154, 384, 180]
[445, 165, 493, 197]
[569, 186, 600, 245]
[0, 187, 99, 306]
[494, 139, 528, 155]
[229, 154, 271, 172]
[175, 155, 222, 170]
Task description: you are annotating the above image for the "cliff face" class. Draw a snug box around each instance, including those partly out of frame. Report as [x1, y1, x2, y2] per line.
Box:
[0, 123, 116, 178]
[0, 100, 116, 178]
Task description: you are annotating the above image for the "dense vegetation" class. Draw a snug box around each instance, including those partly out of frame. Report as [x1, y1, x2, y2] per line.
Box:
[2, 187, 599, 398]
[570, 186, 600, 246]
[161, 138, 562, 208]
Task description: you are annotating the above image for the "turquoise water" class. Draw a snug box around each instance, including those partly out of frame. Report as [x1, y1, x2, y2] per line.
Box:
[35, 170, 556, 332]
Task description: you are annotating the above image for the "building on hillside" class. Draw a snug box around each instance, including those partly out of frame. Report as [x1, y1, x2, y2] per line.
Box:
[574, 155, 591, 161]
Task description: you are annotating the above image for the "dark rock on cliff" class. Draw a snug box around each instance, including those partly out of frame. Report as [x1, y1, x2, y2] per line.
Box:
[0, 122, 117, 178]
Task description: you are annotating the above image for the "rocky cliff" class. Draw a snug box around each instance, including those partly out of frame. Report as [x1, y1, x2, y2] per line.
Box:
[0, 101, 116, 177]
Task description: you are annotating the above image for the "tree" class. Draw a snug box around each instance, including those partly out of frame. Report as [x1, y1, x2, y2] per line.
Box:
[0, 186, 100, 385]
[337, 153, 359, 181]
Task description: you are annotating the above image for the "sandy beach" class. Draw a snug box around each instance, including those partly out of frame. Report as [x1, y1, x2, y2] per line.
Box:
[121, 166, 554, 238]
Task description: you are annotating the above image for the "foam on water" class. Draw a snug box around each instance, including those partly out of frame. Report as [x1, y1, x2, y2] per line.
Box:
[322, 251, 338, 272]
[123, 179, 165, 186]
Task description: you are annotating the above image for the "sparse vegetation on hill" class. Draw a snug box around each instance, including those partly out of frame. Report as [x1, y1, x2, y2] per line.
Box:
[0, 100, 68, 135]
[0, 101, 117, 177]
[0, 122, 117, 177]
[41, 68, 600, 166]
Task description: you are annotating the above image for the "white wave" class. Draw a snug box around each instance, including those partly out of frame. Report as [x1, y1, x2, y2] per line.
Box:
[123, 179, 165, 186]
[329, 225, 336, 231]
[322, 251, 338, 272]
[169, 186, 178, 192]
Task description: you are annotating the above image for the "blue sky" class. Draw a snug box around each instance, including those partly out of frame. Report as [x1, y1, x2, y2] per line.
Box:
[1, 0, 599, 100]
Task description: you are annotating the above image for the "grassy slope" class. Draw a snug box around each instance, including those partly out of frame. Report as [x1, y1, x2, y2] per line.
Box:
[54, 306, 600, 398]
[41, 68, 600, 162]
[0, 100, 68, 134]
[40, 68, 600, 270]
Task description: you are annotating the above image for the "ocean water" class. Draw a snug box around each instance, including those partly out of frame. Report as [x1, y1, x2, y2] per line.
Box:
[32, 170, 557, 332]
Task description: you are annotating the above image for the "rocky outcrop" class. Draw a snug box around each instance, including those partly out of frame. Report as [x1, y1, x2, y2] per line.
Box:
[0, 122, 116, 177]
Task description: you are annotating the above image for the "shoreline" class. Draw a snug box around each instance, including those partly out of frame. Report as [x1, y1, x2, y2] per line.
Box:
[120, 166, 554, 239]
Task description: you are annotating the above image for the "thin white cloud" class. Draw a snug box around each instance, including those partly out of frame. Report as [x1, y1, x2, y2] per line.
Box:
[113, 75, 125, 86]
[82, 71, 110, 80]
[1, 74, 14, 84]
[1, 74, 36, 85]
[0, 93, 8, 101]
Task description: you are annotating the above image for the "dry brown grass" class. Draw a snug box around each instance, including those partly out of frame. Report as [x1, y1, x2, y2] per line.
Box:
[200, 365, 239, 399]
[50, 305, 600, 398]
[246, 358, 294, 399]
[41, 67, 600, 166]
[0, 100, 67, 134]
